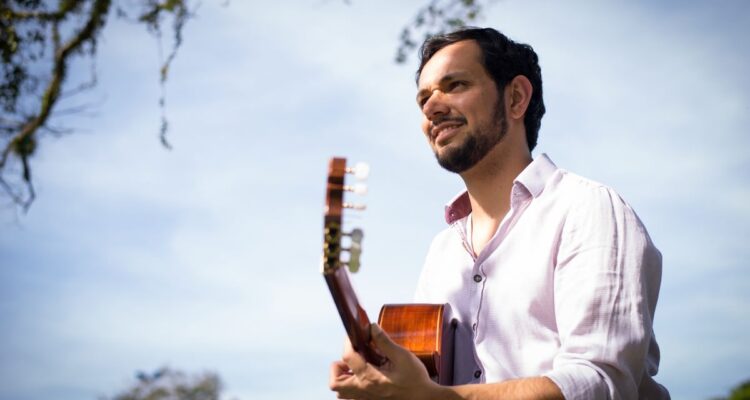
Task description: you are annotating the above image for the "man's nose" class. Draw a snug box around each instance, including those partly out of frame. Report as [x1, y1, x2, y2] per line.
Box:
[422, 91, 450, 121]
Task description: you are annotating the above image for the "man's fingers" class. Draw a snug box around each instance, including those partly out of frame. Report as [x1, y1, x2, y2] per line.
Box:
[329, 360, 353, 389]
[331, 360, 352, 378]
[342, 338, 369, 375]
[370, 323, 405, 361]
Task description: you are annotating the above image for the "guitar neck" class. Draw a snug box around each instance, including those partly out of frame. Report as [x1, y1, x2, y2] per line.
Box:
[324, 267, 386, 366]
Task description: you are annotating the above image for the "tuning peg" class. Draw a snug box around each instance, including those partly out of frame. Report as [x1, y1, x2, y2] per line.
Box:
[347, 228, 364, 243]
[346, 239, 362, 273]
[347, 242, 361, 273]
[346, 162, 369, 181]
[343, 202, 366, 211]
[343, 228, 363, 273]
[344, 183, 368, 195]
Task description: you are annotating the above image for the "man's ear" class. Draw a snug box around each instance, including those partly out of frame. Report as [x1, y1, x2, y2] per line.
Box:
[507, 75, 533, 121]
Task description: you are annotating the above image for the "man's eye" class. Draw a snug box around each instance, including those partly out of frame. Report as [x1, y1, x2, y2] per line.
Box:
[448, 81, 466, 91]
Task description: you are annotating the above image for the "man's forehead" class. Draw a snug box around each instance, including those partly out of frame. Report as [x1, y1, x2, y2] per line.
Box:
[417, 40, 484, 88]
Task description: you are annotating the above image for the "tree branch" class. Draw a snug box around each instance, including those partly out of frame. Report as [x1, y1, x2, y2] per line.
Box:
[4, 0, 88, 22]
[0, 0, 112, 211]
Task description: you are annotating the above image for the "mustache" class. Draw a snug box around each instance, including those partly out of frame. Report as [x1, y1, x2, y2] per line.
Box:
[430, 116, 467, 136]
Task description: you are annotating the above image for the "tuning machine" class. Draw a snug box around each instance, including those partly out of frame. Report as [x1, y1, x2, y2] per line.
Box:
[343, 161, 368, 210]
[345, 162, 370, 181]
[343, 228, 364, 273]
[343, 183, 367, 195]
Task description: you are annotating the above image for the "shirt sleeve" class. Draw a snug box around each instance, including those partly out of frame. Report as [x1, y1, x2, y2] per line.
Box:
[543, 185, 662, 400]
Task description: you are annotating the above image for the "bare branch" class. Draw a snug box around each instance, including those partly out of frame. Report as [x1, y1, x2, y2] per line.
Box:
[0, 174, 34, 213]
[51, 102, 100, 117]
[150, 0, 193, 150]
[59, 61, 98, 99]
[39, 125, 76, 137]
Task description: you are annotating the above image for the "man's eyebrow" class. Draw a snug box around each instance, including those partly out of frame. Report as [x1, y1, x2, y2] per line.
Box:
[416, 72, 468, 103]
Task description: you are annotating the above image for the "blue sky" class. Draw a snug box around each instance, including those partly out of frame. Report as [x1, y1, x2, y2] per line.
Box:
[1, 1, 748, 399]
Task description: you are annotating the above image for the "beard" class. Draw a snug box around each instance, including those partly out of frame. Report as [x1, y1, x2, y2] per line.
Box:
[434, 100, 508, 173]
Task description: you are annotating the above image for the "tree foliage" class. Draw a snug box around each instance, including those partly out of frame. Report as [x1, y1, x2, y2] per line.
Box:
[395, 0, 483, 63]
[102, 367, 226, 400]
[0, 0, 489, 212]
[711, 379, 750, 400]
[1, 0, 189, 211]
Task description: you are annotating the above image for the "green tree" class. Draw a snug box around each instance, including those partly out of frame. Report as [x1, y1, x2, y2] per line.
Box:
[711, 379, 750, 400]
[102, 367, 228, 400]
[1, 0, 487, 211]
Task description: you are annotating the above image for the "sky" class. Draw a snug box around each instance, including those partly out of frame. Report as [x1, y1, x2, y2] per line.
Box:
[0, 1, 748, 399]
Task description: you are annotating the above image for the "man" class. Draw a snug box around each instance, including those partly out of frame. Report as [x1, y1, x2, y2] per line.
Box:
[329, 27, 668, 399]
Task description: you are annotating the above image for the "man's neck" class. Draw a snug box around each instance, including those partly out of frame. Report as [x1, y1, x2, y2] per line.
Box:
[460, 145, 532, 255]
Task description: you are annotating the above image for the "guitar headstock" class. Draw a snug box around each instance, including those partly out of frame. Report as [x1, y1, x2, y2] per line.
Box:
[322, 157, 369, 275]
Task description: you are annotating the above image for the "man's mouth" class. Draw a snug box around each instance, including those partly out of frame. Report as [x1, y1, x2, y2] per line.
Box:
[430, 118, 467, 143]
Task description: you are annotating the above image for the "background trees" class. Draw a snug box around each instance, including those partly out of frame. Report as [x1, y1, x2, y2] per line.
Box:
[1, 0, 486, 211]
[711, 380, 750, 400]
[102, 367, 225, 400]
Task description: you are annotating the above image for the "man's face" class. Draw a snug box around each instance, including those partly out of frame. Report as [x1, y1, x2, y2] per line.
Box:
[416, 40, 507, 173]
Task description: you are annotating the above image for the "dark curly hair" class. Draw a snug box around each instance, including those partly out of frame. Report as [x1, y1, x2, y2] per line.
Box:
[416, 27, 545, 151]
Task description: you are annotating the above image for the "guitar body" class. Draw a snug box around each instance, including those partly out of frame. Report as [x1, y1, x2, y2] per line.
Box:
[378, 303, 456, 385]
[322, 157, 456, 385]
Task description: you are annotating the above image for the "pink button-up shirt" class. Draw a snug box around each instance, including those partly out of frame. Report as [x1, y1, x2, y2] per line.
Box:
[414, 154, 669, 399]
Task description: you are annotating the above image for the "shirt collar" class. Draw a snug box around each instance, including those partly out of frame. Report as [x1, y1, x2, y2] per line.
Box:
[443, 153, 558, 224]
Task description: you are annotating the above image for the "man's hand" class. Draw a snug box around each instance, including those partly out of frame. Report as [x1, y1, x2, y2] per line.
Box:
[329, 324, 448, 400]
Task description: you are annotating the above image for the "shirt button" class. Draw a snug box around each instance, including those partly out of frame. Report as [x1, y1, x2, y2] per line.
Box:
[473, 274, 482, 283]
[474, 370, 482, 379]
[472, 323, 477, 331]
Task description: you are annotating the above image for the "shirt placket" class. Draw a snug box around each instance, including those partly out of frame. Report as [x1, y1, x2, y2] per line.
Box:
[459, 185, 532, 382]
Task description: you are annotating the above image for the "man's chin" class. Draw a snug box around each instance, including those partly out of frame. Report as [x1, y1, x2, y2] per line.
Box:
[435, 149, 475, 174]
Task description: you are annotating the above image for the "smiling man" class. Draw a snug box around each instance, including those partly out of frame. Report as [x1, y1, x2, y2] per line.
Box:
[329, 27, 669, 400]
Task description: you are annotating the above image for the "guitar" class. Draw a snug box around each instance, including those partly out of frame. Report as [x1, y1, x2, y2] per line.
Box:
[321, 156, 456, 385]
